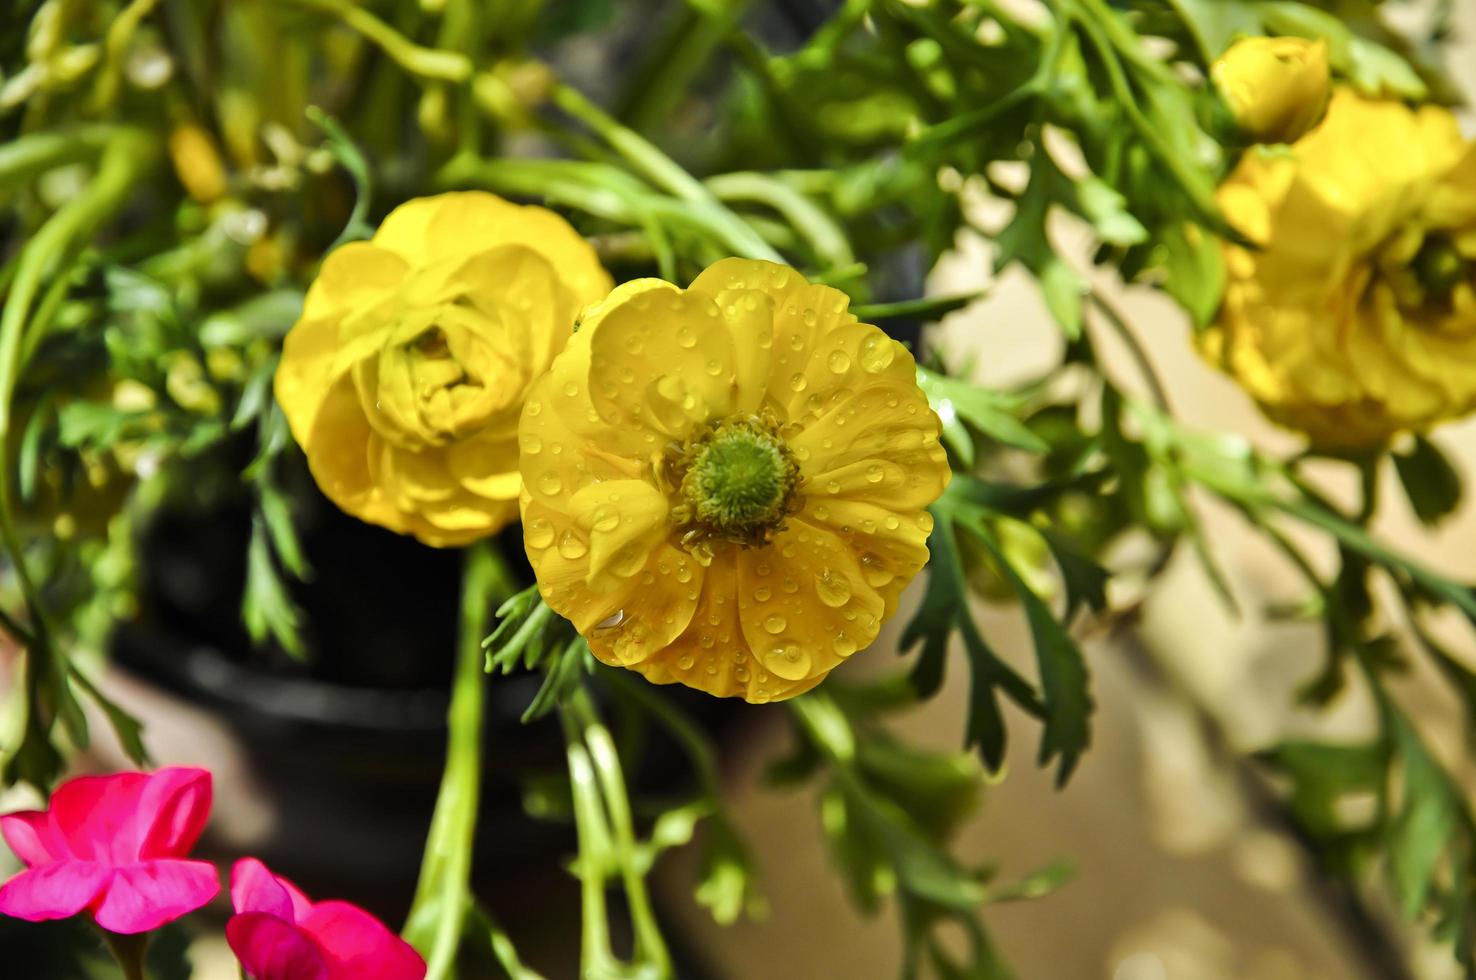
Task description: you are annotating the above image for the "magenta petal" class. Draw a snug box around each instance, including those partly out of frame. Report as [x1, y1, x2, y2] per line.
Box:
[136, 768, 213, 860]
[0, 862, 111, 922]
[228, 911, 330, 980]
[91, 859, 220, 934]
[302, 901, 426, 980]
[0, 811, 66, 866]
[231, 858, 299, 921]
[49, 772, 149, 862]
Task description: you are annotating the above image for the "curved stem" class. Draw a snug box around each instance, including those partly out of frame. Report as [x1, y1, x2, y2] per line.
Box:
[403, 544, 509, 978]
[565, 685, 672, 978]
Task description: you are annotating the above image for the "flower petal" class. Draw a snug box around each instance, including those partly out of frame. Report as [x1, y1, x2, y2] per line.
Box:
[688, 258, 860, 421]
[301, 900, 426, 980]
[735, 521, 885, 692]
[585, 542, 705, 668]
[0, 862, 111, 923]
[301, 377, 407, 536]
[631, 555, 758, 699]
[0, 811, 65, 866]
[378, 192, 610, 309]
[569, 480, 671, 589]
[300, 244, 408, 323]
[231, 858, 303, 922]
[586, 282, 736, 439]
[227, 911, 330, 980]
[49, 772, 149, 862]
[136, 768, 212, 861]
[800, 498, 933, 619]
[91, 860, 221, 934]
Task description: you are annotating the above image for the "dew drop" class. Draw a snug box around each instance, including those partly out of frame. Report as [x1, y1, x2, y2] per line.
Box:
[522, 435, 543, 455]
[827, 349, 852, 373]
[859, 335, 894, 373]
[676, 324, 697, 348]
[815, 568, 851, 608]
[865, 463, 885, 484]
[788, 373, 807, 393]
[558, 530, 588, 559]
[591, 507, 620, 533]
[763, 615, 786, 634]
[859, 552, 891, 587]
[526, 518, 554, 549]
[537, 471, 563, 495]
[595, 609, 626, 630]
[753, 586, 772, 602]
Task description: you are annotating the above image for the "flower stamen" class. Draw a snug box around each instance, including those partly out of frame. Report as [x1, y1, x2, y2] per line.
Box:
[670, 413, 801, 551]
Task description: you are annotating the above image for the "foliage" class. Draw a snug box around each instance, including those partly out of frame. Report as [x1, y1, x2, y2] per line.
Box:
[1, 0, 1474, 978]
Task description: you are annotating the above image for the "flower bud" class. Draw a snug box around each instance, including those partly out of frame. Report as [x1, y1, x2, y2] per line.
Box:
[1212, 36, 1331, 145]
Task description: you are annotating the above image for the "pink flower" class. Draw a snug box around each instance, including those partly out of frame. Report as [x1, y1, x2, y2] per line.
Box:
[226, 858, 426, 980]
[0, 767, 219, 934]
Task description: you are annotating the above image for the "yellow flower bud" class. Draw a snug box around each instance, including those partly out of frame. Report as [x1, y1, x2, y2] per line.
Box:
[274, 192, 613, 547]
[168, 124, 229, 204]
[1212, 36, 1331, 145]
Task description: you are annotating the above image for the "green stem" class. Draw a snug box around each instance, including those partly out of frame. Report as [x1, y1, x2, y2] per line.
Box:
[567, 687, 671, 976]
[549, 83, 781, 262]
[402, 544, 508, 979]
[101, 929, 148, 980]
[704, 171, 854, 270]
[280, 0, 472, 82]
[560, 710, 618, 977]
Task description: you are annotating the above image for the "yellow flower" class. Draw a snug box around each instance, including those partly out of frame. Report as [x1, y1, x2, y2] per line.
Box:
[518, 258, 950, 702]
[1212, 36, 1330, 145]
[1203, 88, 1476, 447]
[276, 191, 612, 546]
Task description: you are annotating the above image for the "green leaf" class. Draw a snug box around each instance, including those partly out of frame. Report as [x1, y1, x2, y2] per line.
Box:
[1395, 436, 1462, 526]
[307, 106, 375, 249]
[995, 162, 1085, 338]
[1387, 714, 1460, 919]
[971, 519, 1093, 785]
[1158, 221, 1225, 328]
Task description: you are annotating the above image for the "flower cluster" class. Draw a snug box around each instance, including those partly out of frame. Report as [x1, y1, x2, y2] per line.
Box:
[1204, 87, 1476, 447]
[0, 768, 424, 980]
[278, 195, 949, 701]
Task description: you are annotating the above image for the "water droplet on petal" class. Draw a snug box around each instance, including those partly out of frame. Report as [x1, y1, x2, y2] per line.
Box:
[763, 614, 786, 634]
[815, 568, 851, 608]
[526, 518, 554, 549]
[827, 349, 851, 373]
[537, 471, 563, 495]
[558, 529, 589, 559]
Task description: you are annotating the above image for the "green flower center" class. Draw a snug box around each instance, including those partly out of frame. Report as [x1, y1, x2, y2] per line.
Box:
[1413, 234, 1468, 304]
[674, 415, 800, 548]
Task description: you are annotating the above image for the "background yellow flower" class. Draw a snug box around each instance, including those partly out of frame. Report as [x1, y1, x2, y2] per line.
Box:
[275, 191, 612, 546]
[518, 258, 950, 702]
[1203, 88, 1476, 447]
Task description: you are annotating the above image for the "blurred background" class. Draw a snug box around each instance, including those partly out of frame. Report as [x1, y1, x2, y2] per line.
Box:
[1, 1, 1474, 978]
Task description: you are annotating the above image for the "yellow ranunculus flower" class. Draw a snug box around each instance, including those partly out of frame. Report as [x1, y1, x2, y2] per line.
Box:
[276, 191, 612, 546]
[1212, 36, 1330, 145]
[518, 258, 950, 702]
[1202, 88, 1476, 448]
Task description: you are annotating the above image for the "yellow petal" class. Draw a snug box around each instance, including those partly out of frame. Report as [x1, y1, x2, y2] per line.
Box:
[586, 282, 737, 438]
[568, 480, 670, 589]
[300, 243, 408, 322]
[735, 520, 884, 691]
